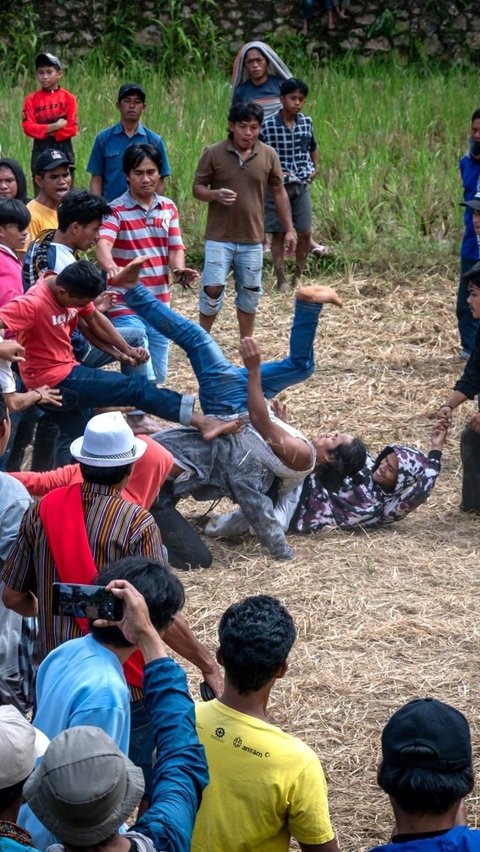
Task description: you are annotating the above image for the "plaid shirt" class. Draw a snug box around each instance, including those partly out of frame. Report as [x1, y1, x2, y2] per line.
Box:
[261, 111, 316, 183]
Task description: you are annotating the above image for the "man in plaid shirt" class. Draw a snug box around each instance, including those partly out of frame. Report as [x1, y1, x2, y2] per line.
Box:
[261, 78, 319, 292]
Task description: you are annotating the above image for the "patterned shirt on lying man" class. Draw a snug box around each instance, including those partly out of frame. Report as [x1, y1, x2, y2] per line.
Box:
[99, 190, 185, 319]
[261, 111, 317, 184]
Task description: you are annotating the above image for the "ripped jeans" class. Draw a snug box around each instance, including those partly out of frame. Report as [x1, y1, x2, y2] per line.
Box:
[199, 240, 263, 316]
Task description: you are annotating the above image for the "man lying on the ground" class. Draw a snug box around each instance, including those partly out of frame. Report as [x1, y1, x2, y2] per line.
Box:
[370, 697, 475, 852]
[191, 594, 338, 852]
[206, 418, 448, 538]
[116, 275, 365, 557]
[19, 558, 186, 850]
[23, 579, 208, 852]
[116, 270, 366, 484]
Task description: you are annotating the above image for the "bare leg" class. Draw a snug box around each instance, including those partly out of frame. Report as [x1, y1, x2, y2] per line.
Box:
[199, 284, 223, 332]
[271, 232, 287, 292]
[291, 231, 311, 289]
[327, 9, 335, 28]
[199, 312, 216, 332]
[237, 308, 255, 339]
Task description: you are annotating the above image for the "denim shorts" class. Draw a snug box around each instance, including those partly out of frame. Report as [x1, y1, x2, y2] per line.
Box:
[264, 182, 312, 234]
[200, 240, 263, 316]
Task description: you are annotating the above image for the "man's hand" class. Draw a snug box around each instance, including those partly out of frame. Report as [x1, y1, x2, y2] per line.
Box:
[109, 256, 147, 288]
[215, 188, 237, 206]
[35, 386, 63, 407]
[239, 337, 261, 371]
[95, 291, 117, 313]
[0, 340, 25, 362]
[201, 661, 224, 697]
[48, 118, 67, 133]
[173, 267, 200, 291]
[309, 169, 318, 182]
[117, 346, 150, 366]
[270, 398, 287, 422]
[284, 229, 297, 256]
[431, 418, 448, 449]
[94, 579, 161, 647]
[437, 404, 453, 427]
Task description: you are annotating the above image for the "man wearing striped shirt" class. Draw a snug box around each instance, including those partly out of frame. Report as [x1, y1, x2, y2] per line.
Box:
[96, 144, 196, 389]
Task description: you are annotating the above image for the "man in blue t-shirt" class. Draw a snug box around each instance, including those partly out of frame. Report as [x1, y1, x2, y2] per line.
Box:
[370, 697, 478, 852]
[87, 83, 171, 202]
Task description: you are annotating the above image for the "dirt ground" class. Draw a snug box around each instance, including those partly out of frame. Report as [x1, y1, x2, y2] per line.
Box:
[158, 263, 480, 851]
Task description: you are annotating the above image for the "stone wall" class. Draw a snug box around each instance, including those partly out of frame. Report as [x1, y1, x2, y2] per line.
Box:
[8, 1, 480, 64]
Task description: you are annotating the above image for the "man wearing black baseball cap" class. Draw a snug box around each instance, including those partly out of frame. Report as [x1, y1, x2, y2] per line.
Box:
[371, 697, 476, 852]
[27, 149, 73, 240]
[87, 82, 171, 202]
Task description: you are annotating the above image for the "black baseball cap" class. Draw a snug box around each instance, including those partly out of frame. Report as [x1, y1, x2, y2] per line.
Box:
[34, 150, 72, 175]
[117, 83, 146, 103]
[35, 53, 61, 70]
[382, 698, 472, 772]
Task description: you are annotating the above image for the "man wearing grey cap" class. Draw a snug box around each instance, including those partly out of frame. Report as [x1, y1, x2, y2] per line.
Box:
[87, 83, 171, 202]
[371, 697, 477, 852]
[22, 580, 208, 852]
[0, 704, 48, 851]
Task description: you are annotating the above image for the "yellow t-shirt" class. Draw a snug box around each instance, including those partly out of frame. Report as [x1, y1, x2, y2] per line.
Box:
[191, 700, 334, 852]
[27, 199, 58, 241]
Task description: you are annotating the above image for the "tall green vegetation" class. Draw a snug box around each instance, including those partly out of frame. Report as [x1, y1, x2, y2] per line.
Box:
[0, 45, 477, 274]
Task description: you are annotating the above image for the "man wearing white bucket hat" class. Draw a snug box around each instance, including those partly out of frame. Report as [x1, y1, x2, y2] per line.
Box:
[0, 704, 48, 851]
[2, 412, 222, 791]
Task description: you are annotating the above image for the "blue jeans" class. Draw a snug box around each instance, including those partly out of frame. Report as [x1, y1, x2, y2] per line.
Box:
[200, 240, 263, 316]
[112, 314, 170, 383]
[457, 257, 480, 355]
[44, 366, 193, 445]
[124, 284, 323, 415]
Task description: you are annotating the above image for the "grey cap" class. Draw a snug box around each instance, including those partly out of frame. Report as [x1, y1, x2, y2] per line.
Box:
[24, 726, 144, 845]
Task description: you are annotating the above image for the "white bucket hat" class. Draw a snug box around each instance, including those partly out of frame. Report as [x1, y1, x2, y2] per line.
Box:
[0, 705, 49, 788]
[70, 412, 147, 468]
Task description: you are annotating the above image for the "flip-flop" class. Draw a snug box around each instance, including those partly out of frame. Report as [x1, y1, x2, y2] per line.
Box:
[310, 245, 331, 257]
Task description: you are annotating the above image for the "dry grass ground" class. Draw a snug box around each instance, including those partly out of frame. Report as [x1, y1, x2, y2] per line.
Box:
[154, 262, 480, 850]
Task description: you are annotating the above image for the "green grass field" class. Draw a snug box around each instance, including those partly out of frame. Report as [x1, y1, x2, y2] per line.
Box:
[0, 58, 477, 274]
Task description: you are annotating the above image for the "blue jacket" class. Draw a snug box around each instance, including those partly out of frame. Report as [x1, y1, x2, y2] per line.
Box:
[131, 658, 209, 852]
[459, 152, 480, 260]
[371, 826, 480, 852]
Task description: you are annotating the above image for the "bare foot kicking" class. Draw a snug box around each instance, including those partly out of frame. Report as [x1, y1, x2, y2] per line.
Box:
[109, 256, 147, 288]
[192, 413, 245, 441]
[296, 285, 342, 307]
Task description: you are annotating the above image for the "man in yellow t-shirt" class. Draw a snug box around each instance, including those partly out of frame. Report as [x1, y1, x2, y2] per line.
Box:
[191, 595, 338, 852]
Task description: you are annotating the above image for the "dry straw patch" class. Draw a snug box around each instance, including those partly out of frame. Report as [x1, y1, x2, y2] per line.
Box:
[164, 265, 480, 851]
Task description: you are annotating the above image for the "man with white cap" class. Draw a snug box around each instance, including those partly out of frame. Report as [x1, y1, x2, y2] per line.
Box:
[1, 412, 222, 792]
[23, 580, 208, 852]
[19, 560, 188, 850]
[0, 704, 48, 850]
